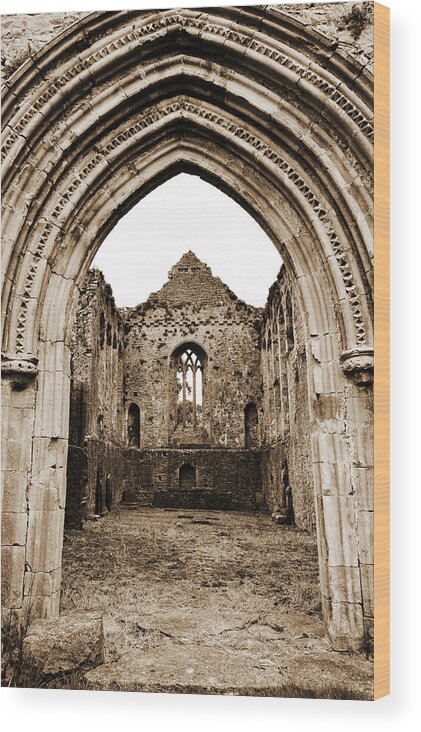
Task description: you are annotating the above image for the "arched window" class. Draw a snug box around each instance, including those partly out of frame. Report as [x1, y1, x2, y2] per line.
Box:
[174, 344, 205, 429]
[244, 402, 259, 449]
[179, 463, 196, 489]
[127, 403, 140, 447]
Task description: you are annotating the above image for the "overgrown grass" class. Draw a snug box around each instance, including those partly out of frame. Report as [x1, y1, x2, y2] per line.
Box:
[1, 606, 45, 688]
[3, 508, 373, 697]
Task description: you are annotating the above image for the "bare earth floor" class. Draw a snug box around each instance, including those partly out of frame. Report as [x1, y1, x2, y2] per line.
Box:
[60, 507, 373, 698]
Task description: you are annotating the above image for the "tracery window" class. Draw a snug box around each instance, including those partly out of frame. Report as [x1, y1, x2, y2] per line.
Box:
[175, 345, 204, 428]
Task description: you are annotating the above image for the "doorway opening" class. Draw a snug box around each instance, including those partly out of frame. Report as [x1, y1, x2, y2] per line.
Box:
[179, 463, 197, 489]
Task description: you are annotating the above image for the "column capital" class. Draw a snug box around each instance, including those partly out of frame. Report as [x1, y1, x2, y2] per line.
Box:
[340, 346, 374, 385]
[1, 352, 39, 380]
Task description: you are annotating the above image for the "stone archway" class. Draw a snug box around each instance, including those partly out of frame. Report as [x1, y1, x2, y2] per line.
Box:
[1, 7, 374, 651]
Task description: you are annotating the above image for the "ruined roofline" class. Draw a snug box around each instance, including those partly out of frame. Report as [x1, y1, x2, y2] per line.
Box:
[85, 267, 119, 317]
[263, 261, 287, 313]
[121, 250, 264, 316]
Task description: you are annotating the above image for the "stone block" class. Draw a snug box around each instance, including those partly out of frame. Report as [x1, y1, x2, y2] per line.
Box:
[1, 511, 28, 546]
[360, 563, 374, 618]
[1, 545, 25, 608]
[315, 431, 347, 465]
[29, 437, 68, 510]
[327, 600, 365, 652]
[352, 423, 374, 468]
[33, 367, 70, 439]
[38, 339, 69, 375]
[1, 380, 37, 410]
[357, 509, 374, 565]
[352, 465, 374, 511]
[320, 458, 352, 496]
[1, 470, 28, 513]
[327, 564, 362, 604]
[22, 612, 104, 678]
[23, 589, 61, 620]
[1, 434, 33, 474]
[24, 567, 61, 599]
[322, 493, 359, 567]
[26, 506, 64, 574]
[38, 272, 74, 344]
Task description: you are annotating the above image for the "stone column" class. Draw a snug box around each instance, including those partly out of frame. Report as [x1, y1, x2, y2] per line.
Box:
[310, 343, 374, 651]
[1, 354, 38, 619]
[1, 342, 71, 623]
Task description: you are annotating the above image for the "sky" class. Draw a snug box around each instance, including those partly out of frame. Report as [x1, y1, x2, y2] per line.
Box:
[92, 173, 282, 308]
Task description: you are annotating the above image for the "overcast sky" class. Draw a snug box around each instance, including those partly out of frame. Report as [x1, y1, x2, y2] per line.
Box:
[92, 173, 282, 308]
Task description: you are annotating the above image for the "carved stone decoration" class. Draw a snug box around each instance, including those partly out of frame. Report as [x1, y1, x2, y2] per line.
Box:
[1, 352, 39, 382]
[340, 347, 374, 385]
[0, 11, 374, 165]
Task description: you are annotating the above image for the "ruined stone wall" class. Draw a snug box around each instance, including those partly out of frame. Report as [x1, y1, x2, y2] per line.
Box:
[0, 5, 374, 82]
[278, 2, 374, 70]
[121, 448, 262, 511]
[66, 256, 263, 522]
[261, 266, 315, 532]
[123, 252, 262, 450]
[66, 270, 125, 526]
[70, 269, 125, 444]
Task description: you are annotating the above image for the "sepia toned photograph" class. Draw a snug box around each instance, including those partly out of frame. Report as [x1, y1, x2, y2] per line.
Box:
[1, 1, 388, 700]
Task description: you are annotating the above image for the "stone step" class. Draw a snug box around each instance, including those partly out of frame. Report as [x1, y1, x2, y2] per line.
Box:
[84, 641, 373, 698]
[85, 644, 285, 695]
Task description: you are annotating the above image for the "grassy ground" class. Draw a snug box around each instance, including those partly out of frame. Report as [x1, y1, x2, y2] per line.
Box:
[57, 507, 373, 698]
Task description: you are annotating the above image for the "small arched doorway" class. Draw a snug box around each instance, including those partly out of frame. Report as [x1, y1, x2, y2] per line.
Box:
[179, 463, 197, 489]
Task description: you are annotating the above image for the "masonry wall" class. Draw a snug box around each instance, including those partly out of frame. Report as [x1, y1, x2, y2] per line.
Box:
[121, 448, 262, 510]
[260, 266, 315, 532]
[66, 270, 125, 526]
[123, 252, 262, 450]
[66, 258, 318, 525]
[65, 255, 264, 521]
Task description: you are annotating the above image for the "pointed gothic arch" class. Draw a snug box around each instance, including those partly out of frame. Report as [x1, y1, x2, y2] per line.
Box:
[1, 8, 374, 650]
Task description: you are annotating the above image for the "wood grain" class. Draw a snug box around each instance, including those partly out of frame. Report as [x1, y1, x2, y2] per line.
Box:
[374, 1, 390, 701]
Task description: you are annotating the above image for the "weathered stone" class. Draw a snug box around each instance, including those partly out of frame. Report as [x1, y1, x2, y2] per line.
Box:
[1, 511, 27, 547]
[85, 644, 290, 695]
[1, 545, 25, 608]
[1, 5, 374, 655]
[66, 257, 263, 519]
[22, 612, 104, 678]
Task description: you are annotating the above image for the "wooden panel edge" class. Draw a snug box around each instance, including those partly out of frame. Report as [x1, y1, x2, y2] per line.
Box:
[374, 0, 390, 701]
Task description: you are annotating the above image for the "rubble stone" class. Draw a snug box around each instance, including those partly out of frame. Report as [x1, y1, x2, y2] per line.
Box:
[22, 611, 104, 679]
